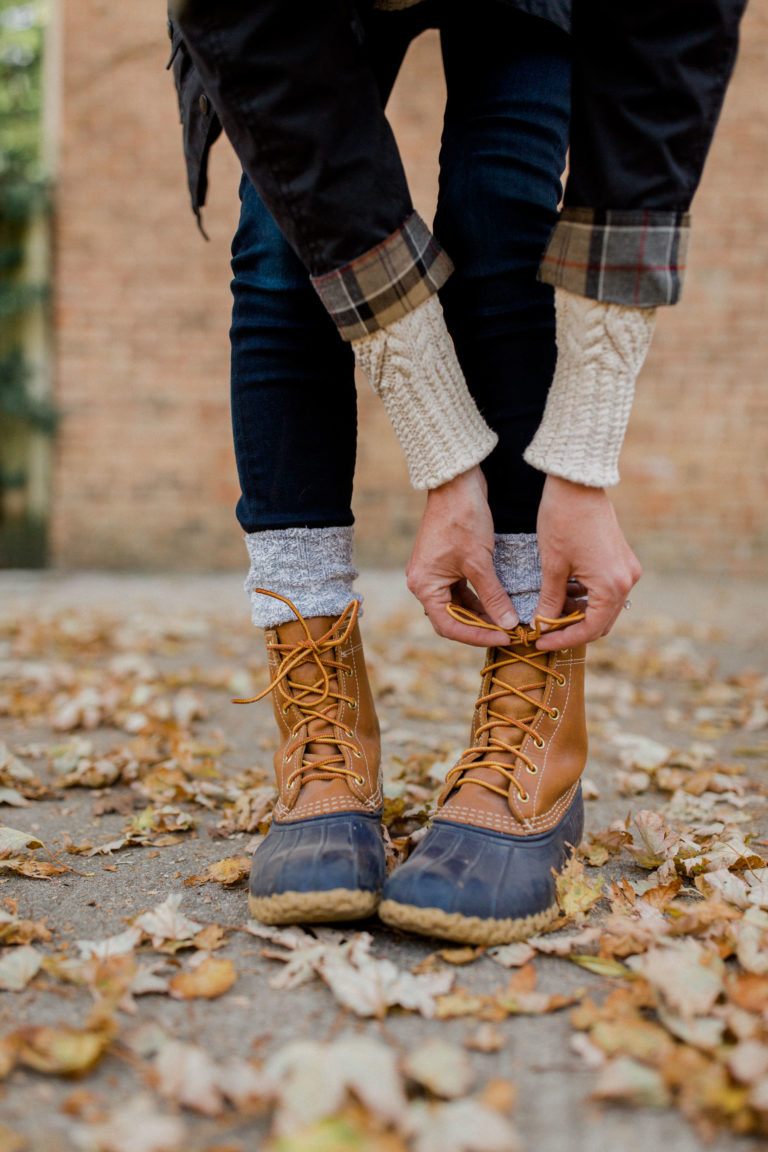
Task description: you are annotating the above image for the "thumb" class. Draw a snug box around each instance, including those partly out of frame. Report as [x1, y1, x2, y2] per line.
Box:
[534, 560, 569, 625]
[473, 569, 518, 631]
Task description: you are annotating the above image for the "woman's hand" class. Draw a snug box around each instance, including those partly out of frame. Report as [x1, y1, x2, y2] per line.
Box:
[406, 466, 518, 647]
[533, 475, 642, 651]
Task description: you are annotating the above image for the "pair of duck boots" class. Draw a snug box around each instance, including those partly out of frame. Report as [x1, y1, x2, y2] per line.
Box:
[241, 591, 586, 947]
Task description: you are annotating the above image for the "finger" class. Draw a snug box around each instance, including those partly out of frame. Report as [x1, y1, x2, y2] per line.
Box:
[421, 588, 511, 647]
[535, 598, 616, 651]
[427, 608, 511, 647]
[453, 580, 485, 617]
[468, 566, 518, 632]
[533, 560, 570, 623]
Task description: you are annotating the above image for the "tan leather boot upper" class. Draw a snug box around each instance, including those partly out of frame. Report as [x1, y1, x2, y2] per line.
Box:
[252, 601, 381, 823]
[436, 619, 587, 837]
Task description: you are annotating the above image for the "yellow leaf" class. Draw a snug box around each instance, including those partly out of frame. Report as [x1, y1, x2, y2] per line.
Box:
[433, 990, 488, 1020]
[12, 1024, 110, 1076]
[569, 955, 632, 978]
[580, 843, 610, 867]
[479, 1078, 516, 1114]
[437, 947, 482, 966]
[169, 957, 236, 1000]
[193, 924, 227, 951]
[206, 857, 250, 886]
[589, 1018, 676, 1065]
[555, 857, 604, 920]
[266, 1111, 407, 1152]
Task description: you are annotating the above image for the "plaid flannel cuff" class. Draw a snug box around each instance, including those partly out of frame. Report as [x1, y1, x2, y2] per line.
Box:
[539, 207, 691, 307]
[311, 212, 454, 341]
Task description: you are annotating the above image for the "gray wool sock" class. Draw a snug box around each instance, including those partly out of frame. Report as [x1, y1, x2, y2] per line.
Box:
[244, 527, 358, 628]
[493, 533, 542, 625]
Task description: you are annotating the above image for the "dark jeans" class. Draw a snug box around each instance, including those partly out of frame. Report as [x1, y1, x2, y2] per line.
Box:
[230, 4, 570, 536]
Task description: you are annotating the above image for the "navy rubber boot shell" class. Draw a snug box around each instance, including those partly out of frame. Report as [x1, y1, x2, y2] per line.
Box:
[379, 785, 584, 945]
[249, 810, 386, 924]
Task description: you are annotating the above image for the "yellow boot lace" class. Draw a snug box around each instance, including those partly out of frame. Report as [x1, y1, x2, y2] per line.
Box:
[442, 604, 584, 804]
[234, 590, 366, 794]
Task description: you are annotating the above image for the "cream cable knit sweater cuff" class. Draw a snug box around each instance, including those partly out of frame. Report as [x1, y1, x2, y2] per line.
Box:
[352, 294, 498, 490]
[524, 287, 657, 488]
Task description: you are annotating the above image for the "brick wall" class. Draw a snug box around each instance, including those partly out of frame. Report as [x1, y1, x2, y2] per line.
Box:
[51, 2, 768, 575]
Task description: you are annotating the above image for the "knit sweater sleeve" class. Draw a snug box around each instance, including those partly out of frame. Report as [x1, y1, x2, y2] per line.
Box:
[524, 287, 657, 488]
[352, 294, 498, 490]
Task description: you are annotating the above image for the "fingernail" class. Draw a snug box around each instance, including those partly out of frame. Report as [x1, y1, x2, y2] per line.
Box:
[498, 613, 518, 631]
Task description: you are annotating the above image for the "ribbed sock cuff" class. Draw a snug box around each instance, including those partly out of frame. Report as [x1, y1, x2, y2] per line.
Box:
[244, 527, 358, 628]
[493, 533, 541, 625]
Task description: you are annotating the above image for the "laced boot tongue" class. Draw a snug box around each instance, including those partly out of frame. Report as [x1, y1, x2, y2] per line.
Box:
[486, 637, 547, 759]
[274, 614, 354, 810]
[276, 616, 341, 758]
[442, 635, 548, 818]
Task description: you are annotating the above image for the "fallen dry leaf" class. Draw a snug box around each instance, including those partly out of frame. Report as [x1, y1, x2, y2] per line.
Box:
[592, 1056, 672, 1109]
[402, 1039, 474, 1099]
[266, 1035, 406, 1138]
[0, 946, 42, 991]
[626, 810, 681, 870]
[554, 856, 605, 922]
[0, 908, 51, 946]
[403, 1097, 520, 1152]
[0, 858, 69, 879]
[255, 926, 454, 1018]
[10, 1023, 112, 1077]
[486, 942, 535, 968]
[134, 894, 204, 950]
[528, 927, 601, 957]
[76, 927, 142, 960]
[152, 1040, 225, 1116]
[184, 856, 250, 888]
[465, 1024, 506, 1053]
[73, 1092, 185, 1152]
[437, 946, 483, 966]
[168, 955, 236, 1000]
[629, 940, 725, 1018]
[0, 827, 44, 857]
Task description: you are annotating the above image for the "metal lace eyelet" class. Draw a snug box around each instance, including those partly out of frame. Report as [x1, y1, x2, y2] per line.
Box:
[282, 703, 291, 714]
[549, 707, 560, 720]
[527, 764, 538, 774]
[354, 774, 364, 786]
[519, 791, 530, 803]
[557, 674, 566, 686]
[353, 748, 363, 758]
[348, 700, 357, 710]
[534, 736, 545, 749]
[287, 779, 295, 790]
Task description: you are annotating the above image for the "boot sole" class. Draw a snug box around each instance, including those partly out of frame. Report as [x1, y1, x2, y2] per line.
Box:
[378, 897, 560, 946]
[249, 887, 380, 925]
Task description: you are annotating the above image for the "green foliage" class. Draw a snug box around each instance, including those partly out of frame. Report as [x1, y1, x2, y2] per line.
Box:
[0, 1, 54, 563]
[0, 2, 46, 187]
[0, 347, 56, 430]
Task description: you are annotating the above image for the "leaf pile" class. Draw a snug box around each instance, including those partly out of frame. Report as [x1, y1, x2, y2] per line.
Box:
[1, 594, 767, 1146]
